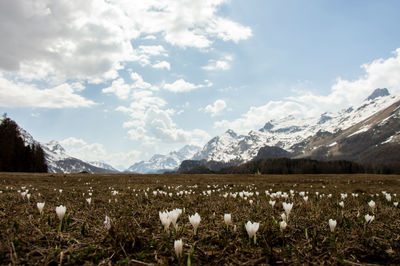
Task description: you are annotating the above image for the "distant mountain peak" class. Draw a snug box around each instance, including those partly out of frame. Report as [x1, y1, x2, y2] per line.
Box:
[366, 88, 390, 101]
[261, 121, 274, 132]
[126, 144, 201, 173]
[225, 129, 238, 138]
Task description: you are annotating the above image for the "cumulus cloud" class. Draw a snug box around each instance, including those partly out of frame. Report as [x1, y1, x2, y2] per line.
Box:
[216, 48, 400, 134]
[204, 100, 227, 116]
[203, 55, 233, 71]
[288, 48, 400, 110]
[0, 74, 95, 108]
[124, 107, 210, 146]
[0, 0, 251, 81]
[102, 78, 133, 100]
[152, 61, 171, 70]
[117, 101, 209, 146]
[0, 0, 251, 108]
[163, 79, 211, 93]
[119, 0, 252, 49]
[60, 137, 141, 170]
[214, 101, 311, 134]
[0, 0, 138, 83]
[102, 72, 156, 100]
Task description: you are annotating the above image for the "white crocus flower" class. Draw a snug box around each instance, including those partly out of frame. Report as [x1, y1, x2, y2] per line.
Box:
[159, 211, 171, 232]
[188, 213, 201, 235]
[104, 216, 112, 231]
[86, 198, 91, 205]
[56, 205, 66, 221]
[279, 220, 287, 231]
[169, 209, 182, 230]
[368, 200, 376, 210]
[245, 221, 260, 244]
[386, 193, 392, 202]
[224, 214, 232, 226]
[365, 214, 375, 224]
[269, 200, 276, 207]
[174, 239, 183, 258]
[329, 219, 337, 232]
[37, 202, 45, 214]
[281, 213, 287, 222]
[282, 202, 293, 220]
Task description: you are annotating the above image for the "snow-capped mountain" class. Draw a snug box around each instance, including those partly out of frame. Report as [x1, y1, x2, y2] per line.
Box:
[126, 145, 200, 173]
[89, 161, 119, 172]
[12, 125, 119, 174]
[40, 141, 119, 173]
[192, 88, 400, 166]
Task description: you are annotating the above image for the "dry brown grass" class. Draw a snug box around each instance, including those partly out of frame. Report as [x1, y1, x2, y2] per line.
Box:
[1, 173, 400, 265]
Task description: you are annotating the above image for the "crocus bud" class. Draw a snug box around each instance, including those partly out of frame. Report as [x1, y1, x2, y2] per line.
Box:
[104, 216, 112, 230]
[329, 219, 337, 232]
[368, 200, 376, 210]
[224, 214, 232, 226]
[189, 213, 201, 235]
[174, 239, 183, 258]
[280, 220, 287, 231]
[56, 205, 66, 221]
[37, 202, 45, 214]
[365, 214, 375, 224]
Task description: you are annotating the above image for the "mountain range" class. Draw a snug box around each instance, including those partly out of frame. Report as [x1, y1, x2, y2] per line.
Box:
[11, 88, 400, 173]
[180, 88, 400, 171]
[125, 145, 200, 174]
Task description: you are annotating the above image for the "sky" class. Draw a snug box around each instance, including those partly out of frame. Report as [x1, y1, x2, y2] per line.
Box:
[1, 0, 400, 170]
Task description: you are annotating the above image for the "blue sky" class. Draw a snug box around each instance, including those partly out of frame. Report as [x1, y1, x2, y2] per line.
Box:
[1, 0, 400, 170]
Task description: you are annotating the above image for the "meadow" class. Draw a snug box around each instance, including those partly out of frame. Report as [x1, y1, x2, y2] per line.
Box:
[0, 173, 400, 265]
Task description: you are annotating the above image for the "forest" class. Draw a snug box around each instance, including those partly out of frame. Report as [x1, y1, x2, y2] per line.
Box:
[0, 116, 47, 173]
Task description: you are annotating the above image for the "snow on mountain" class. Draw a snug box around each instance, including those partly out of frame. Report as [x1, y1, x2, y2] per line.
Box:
[88, 161, 119, 172]
[126, 145, 200, 173]
[193, 88, 400, 164]
[13, 126, 119, 174]
[40, 141, 119, 173]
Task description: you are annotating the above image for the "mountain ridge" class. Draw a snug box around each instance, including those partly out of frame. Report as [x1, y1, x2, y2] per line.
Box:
[183, 88, 400, 171]
[126, 145, 200, 173]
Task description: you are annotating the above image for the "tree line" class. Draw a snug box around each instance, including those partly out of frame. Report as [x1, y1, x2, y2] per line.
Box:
[0, 116, 48, 172]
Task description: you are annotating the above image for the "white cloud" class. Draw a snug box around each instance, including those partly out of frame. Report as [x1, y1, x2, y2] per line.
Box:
[130, 72, 152, 89]
[152, 61, 171, 70]
[204, 99, 227, 116]
[0, 0, 251, 82]
[214, 101, 310, 134]
[0, 0, 251, 108]
[102, 78, 133, 100]
[0, 0, 138, 83]
[164, 79, 210, 93]
[117, 0, 252, 49]
[117, 97, 209, 146]
[59, 137, 141, 170]
[203, 55, 233, 71]
[0, 74, 95, 108]
[287, 48, 400, 111]
[124, 106, 210, 145]
[215, 48, 400, 134]
[102, 72, 156, 100]
[132, 45, 169, 66]
[142, 35, 157, 40]
[203, 60, 230, 71]
[206, 18, 252, 43]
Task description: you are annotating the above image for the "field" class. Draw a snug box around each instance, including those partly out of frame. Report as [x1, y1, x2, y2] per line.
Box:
[1, 173, 400, 265]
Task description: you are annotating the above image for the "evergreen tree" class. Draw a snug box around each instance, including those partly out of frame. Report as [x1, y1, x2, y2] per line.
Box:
[0, 117, 48, 172]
